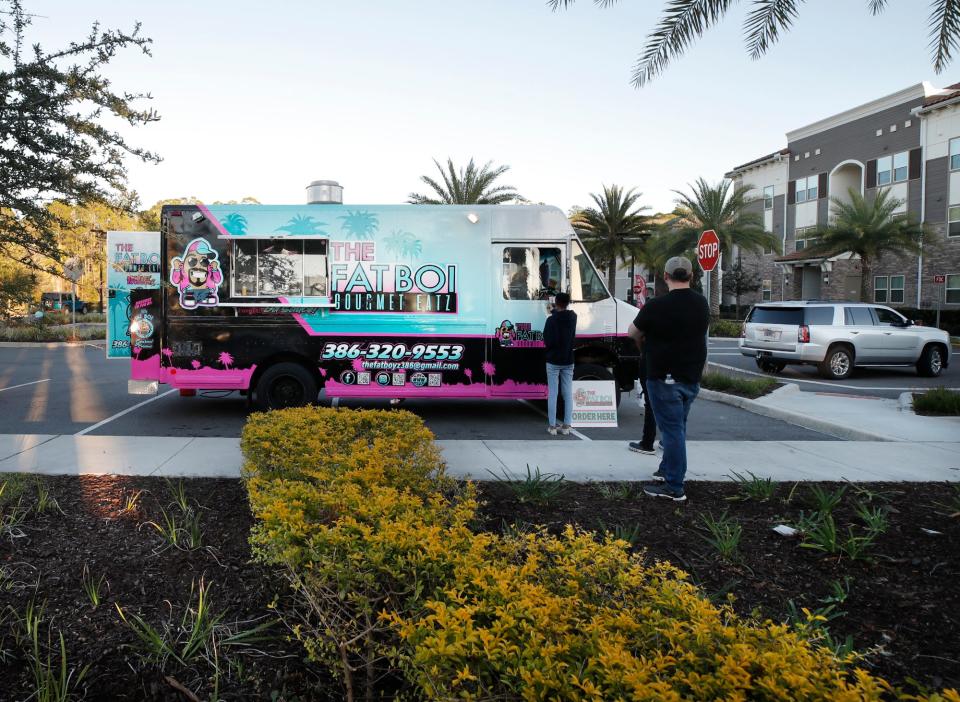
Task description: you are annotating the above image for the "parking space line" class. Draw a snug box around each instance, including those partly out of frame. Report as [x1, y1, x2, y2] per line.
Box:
[0, 378, 50, 393]
[74, 389, 178, 436]
[708, 361, 937, 392]
[517, 399, 592, 441]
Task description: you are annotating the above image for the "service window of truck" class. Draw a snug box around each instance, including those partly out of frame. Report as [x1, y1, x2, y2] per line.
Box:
[128, 204, 641, 410]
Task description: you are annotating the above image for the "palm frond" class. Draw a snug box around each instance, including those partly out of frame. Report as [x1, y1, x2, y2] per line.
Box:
[929, 0, 960, 73]
[868, 0, 888, 14]
[632, 0, 735, 88]
[744, 0, 804, 59]
[408, 158, 522, 204]
[547, 0, 618, 9]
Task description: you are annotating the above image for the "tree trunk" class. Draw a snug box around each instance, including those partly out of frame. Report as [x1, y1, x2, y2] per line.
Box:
[859, 256, 870, 303]
[607, 264, 617, 298]
[709, 268, 720, 319]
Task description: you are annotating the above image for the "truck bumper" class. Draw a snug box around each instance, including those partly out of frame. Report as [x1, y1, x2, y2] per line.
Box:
[739, 344, 826, 364]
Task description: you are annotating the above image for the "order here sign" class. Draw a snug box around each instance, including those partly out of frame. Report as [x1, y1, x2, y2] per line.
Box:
[570, 380, 618, 428]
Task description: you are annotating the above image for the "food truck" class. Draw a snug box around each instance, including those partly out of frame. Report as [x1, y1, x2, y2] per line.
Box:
[128, 203, 641, 410]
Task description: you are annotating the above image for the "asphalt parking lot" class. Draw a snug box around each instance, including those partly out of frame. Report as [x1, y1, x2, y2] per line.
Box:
[709, 338, 959, 398]
[0, 345, 833, 441]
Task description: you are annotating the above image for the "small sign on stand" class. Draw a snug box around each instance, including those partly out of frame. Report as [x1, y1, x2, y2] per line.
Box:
[570, 380, 618, 428]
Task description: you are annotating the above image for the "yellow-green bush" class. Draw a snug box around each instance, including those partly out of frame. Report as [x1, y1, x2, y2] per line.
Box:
[243, 407, 958, 702]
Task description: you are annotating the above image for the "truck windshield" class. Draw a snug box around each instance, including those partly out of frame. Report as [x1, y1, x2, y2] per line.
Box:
[570, 240, 608, 302]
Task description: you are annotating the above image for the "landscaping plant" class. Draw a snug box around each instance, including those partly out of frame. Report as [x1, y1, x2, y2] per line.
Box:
[240, 406, 949, 701]
[489, 464, 567, 505]
[728, 469, 777, 501]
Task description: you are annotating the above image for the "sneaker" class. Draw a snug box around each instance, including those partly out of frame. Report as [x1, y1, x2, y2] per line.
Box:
[560, 424, 572, 435]
[547, 425, 558, 436]
[643, 484, 686, 501]
[651, 469, 666, 482]
[628, 441, 656, 456]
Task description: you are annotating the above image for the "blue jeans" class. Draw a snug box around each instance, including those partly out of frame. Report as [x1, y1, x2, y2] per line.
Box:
[546, 362, 574, 427]
[646, 379, 699, 493]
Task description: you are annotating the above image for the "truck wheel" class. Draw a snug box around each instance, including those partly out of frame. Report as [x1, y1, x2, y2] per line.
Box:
[573, 363, 621, 407]
[253, 363, 318, 411]
[916, 344, 945, 378]
[818, 345, 854, 380]
[755, 358, 786, 374]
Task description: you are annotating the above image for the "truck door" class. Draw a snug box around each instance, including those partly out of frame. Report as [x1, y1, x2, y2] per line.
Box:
[489, 243, 563, 395]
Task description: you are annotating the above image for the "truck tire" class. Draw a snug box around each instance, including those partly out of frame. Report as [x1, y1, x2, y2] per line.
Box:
[755, 358, 786, 374]
[916, 344, 945, 378]
[253, 363, 318, 411]
[818, 345, 854, 380]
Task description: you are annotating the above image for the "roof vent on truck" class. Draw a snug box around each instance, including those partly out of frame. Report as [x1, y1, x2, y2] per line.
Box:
[306, 180, 343, 205]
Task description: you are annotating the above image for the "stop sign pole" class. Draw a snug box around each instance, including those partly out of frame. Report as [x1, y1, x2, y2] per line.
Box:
[697, 230, 721, 364]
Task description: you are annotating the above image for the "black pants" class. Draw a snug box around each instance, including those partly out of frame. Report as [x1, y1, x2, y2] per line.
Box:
[639, 375, 658, 447]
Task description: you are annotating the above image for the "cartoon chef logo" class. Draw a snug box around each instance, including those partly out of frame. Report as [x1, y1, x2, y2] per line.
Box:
[496, 320, 515, 347]
[170, 238, 222, 309]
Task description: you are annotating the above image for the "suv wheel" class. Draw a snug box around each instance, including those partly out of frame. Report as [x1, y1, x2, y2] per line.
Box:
[818, 345, 854, 380]
[916, 344, 944, 378]
[756, 358, 786, 374]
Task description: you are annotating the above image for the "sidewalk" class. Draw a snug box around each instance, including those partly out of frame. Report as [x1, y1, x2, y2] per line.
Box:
[1, 434, 957, 483]
[700, 383, 960, 442]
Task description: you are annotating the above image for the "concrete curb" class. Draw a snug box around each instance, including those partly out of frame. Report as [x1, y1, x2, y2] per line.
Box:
[698, 385, 892, 442]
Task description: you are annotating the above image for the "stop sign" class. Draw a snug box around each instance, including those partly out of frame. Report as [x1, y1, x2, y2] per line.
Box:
[697, 230, 721, 272]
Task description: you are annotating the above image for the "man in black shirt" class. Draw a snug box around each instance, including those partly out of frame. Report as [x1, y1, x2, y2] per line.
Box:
[628, 256, 710, 501]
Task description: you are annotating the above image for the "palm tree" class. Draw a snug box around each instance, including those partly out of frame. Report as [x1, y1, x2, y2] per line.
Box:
[570, 185, 650, 294]
[669, 178, 776, 318]
[806, 188, 923, 303]
[549, 1, 960, 86]
[408, 158, 523, 204]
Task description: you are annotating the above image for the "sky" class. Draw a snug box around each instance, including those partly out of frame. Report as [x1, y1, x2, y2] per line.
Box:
[21, 0, 954, 214]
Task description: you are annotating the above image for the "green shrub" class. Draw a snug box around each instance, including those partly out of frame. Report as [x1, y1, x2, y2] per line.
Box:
[913, 388, 960, 416]
[242, 407, 957, 702]
[701, 371, 779, 398]
[710, 319, 743, 337]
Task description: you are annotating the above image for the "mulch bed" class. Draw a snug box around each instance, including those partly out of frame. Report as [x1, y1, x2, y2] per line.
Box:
[1, 475, 958, 700]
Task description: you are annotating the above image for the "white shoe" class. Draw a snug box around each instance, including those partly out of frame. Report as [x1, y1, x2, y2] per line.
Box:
[560, 424, 572, 435]
[547, 425, 558, 436]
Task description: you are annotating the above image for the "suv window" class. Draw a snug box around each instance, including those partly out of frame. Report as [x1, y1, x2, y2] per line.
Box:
[844, 307, 875, 326]
[748, 307, 803, 325]
[872, 306, 905, 326]
[804, 307, 834, 325]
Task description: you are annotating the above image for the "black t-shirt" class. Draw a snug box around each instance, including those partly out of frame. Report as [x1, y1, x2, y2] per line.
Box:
[632, 289, 710, 384]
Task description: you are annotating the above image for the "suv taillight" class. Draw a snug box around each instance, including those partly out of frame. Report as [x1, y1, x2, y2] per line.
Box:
[798, 325, 810, 343]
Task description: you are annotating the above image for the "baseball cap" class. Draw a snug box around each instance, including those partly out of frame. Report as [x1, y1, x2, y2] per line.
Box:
[665, 256, 693, 281]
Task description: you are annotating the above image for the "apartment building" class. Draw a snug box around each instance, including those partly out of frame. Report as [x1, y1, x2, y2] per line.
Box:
[726, 81, 960, 310]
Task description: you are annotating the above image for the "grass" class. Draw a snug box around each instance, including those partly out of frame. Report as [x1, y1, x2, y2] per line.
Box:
[727, 470, 776, 501]
[912, 387, 960, 416]
[0, 325, 104, 342]
[700, 371, 779, 399]
[699, 511, 743, 561]
[598, 520, 643, 547]
[81, 564, 107, 609]
[806, 485, 846, 514]
[593, 482, 635, 500]
[488, 465, 567, 505]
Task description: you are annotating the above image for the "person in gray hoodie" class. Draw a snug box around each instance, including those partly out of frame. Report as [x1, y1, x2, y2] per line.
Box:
[542, 292, 577, 435]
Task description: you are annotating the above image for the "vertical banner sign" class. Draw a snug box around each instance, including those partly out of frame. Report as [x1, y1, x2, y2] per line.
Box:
[570, 380, 618, 428]
[106, 231, 161, 358]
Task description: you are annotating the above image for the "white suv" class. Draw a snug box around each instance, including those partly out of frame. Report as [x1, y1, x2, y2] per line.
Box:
[739, 302, 951, 380]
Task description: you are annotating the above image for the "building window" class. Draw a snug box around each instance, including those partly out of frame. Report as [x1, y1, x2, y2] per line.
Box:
[873, 275, 904, 304]
[763, 185, 774, 210]
[951, 138, 960, 171]
[231, 239, 328, 298]
[794, 227, 819, 251]
[876, 152, 908, 185]
[949, 206, 960, 237]
[762, 279, 772, 301]
[947, 274, 960, 303]
[794, 176, 817, 203]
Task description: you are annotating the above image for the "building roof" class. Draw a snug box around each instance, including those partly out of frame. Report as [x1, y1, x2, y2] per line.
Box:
[773, 249, 827, 264]
[921, 81, 960, 108]
[725, 148, 790, 177]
